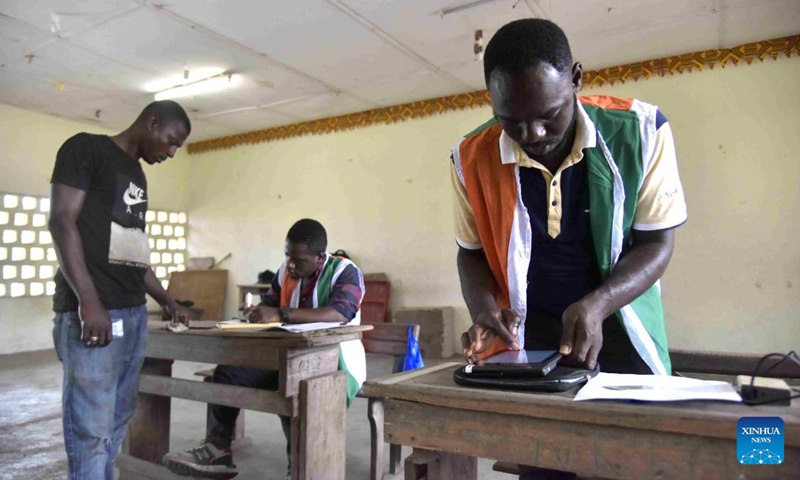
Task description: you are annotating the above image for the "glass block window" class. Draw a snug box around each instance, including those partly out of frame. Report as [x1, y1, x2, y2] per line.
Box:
[145, 209, 188, 290]
[0, 192, 188, 297]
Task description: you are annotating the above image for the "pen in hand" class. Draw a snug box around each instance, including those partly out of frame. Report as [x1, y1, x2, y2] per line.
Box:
[237, 293, 254, 321]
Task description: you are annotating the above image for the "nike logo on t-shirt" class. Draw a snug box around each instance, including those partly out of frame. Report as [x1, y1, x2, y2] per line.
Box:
[123, 182, 146, 206]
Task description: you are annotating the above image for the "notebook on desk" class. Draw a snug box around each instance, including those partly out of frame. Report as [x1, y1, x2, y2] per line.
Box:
[215, 319, 350, 333]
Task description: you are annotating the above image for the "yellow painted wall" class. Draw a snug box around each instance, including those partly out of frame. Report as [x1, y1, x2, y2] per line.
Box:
[189, 57, 800, 355]
[187, 108, 483, 336]
[588, 59, 800, 353]
[0, 103, 192, 354]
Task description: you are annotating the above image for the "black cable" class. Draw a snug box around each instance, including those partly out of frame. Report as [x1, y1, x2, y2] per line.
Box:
[743, 350, 799, 406]
[749, 351, 798, 388]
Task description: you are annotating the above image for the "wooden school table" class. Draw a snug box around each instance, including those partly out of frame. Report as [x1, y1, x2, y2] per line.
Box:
[117, 321, 372, 480]
[363, 362, 800, 480]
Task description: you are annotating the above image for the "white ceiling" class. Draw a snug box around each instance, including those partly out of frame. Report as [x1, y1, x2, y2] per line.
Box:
[1, 0, 797, 142]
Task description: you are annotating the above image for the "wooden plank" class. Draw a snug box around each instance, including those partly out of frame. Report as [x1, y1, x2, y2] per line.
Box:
[117, 453, 187, 480]
[363, 362, 462, 391]
[298, 371, 347, 480]
[280, 345, 340, 397]
[383, 399, 800, 480]
[147, 322, 370, 348]
[121, 359, 172, 480]
[139, 374, 294, 416]
[167, 270, 228, 320]
[393, 307, 454, 358]
[363, 323, 414, 342]
[368, 398, 385, 480]
[670, 349, 800, 378]
[363, 339, 407, 356]
[146, 333, 282, 369]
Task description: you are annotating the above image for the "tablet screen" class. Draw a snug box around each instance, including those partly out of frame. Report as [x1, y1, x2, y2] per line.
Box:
[477, 349, 559, 365]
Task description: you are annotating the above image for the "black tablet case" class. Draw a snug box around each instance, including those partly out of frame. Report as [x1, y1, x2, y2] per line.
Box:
[453, 364, 600, 392]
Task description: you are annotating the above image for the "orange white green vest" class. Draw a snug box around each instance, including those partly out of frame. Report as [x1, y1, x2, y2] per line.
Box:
[451, 95, 672, 375]
[277, 254, 367, 405]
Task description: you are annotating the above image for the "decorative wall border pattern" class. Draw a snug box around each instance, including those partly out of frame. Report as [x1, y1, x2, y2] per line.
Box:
[188, 34, 799, 155]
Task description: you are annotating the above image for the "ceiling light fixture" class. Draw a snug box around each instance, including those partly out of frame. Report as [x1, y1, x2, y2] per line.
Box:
[153, 72, 237, 101]
[438, 0, 504, 17]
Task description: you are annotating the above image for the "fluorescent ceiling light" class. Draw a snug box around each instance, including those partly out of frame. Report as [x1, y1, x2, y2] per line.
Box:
[145, 67, 225, 93]
[438, 0, 503, 17]
[154, 72, 238, 101]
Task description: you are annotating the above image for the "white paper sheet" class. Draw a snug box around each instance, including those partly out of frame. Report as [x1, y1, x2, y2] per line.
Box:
[275, 322, 350, 333]
[573, 372, 742, 402]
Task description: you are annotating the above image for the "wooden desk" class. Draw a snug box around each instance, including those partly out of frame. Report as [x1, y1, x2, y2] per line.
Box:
[118, 321, 372, 480]
[363, 363, 800, 480]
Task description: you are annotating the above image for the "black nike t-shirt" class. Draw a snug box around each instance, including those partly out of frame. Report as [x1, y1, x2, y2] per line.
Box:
[51, 133, 150, 312]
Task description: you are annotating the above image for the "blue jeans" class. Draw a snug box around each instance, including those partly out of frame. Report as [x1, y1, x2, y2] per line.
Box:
[53, 305, 148, 480]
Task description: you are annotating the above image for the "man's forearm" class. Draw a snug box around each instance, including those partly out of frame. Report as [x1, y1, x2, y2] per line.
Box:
[584, 229, 675, 319]
[287, 306, 347, 324]
[457, 247, 500, 322]
[49, 218, 101, 306]
[145, 268, 172, 306]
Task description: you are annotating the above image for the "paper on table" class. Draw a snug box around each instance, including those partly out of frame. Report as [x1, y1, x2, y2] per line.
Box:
[277, 322, 350, 333]
[216, 319, 281, 330]
[215, 319, 349, 333]
[573, 372, 742, 402]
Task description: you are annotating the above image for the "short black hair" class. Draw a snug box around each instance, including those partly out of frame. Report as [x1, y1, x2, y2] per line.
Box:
[138, 100, 192, 135]
[287, 219, 327, 254]
[483, 18, 573, 85]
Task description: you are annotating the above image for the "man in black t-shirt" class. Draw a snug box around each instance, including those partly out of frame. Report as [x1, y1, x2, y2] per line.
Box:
[49, 100, 191, 480]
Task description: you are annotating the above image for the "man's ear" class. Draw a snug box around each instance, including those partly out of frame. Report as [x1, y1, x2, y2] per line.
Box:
[146, 114, 159, 132]
[571, 62, 583, 93]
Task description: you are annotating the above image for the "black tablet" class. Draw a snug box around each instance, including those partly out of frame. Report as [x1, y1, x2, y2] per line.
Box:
[454, 363, 600, 392]
[464, 349, 562, 378]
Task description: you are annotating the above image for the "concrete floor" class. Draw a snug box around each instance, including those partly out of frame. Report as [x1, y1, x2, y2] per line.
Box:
[0, 349, 508, 480]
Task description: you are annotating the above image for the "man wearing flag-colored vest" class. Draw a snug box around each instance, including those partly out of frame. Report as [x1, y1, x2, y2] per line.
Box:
[164, 219, 366, 480]
[455, 19, 687, 381]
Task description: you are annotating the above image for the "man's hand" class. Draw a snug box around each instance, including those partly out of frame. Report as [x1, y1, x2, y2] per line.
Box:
[244, 305, 281, 324]
[460, 308, 521, 364]
[161, 300, 189, 325]
[560, 297, 606, 369]
[79, 300, 111, 347]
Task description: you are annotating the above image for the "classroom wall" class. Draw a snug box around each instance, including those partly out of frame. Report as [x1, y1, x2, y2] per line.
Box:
[3, 58, 797, 356]
[588, 59, 800, 354]
[0, 103, 192, 354]
[187, 57, 800, 355]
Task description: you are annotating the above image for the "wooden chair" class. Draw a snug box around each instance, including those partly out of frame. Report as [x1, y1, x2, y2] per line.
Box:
[359, 322, 421, 480]
[491, 348, 800, 476]
[362, 273, 391, 323]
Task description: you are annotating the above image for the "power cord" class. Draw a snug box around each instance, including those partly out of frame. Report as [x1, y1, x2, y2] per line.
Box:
[740, 350, 800, 406]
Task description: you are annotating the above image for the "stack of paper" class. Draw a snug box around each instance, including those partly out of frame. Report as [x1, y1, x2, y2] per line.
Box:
[215, 320, 350, 333]
[216, 319, 281, 330]
[574, 372, 742, 402]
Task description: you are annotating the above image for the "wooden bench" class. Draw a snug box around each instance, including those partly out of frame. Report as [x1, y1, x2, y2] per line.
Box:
[490, 348, 800, 476]
[360, 322, 421, 480]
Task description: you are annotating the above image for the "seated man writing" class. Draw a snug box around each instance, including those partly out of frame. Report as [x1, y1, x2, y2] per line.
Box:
[164, 218, 366, 479]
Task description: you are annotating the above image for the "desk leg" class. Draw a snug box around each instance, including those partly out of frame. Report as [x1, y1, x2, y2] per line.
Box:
[405, 448, 477, 480]
[120, 358, 173, 480]
[368, 398, 385, 480]
[293, 371, 346, 480]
